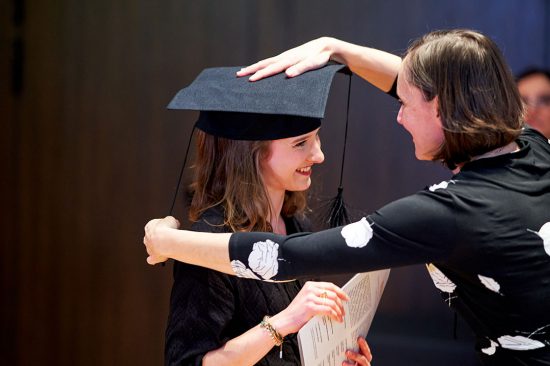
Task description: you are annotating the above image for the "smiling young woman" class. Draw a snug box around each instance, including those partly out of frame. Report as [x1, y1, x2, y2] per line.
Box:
[159, 65, 372, 366]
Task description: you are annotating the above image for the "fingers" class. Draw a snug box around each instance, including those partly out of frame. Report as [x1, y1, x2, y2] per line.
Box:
[248, 60, 296, 81]
[301, 281, 349, 321]
[236, 49, 327, 81]
[236, 37, 334, 82]
[313, 293, 344, 321]
[308, 281, 350, 302]
[144, 219, 159, 235]
[168, 216, 180, 228]
[162, 216, 180, 229]
[145, 216, 180, 231]
[146, 255, 168, 265]
[236, 57, 277, 76]
[277, 281, 348, 335]
[344, 350, 370, 366]
[143, 237, 161, 265]
[342, 338, 372, 366]
[357, 337, 372, 362]
[286, 52, 331, 77]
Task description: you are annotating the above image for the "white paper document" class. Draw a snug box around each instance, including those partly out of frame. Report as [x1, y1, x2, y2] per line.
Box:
[297, 269, 390, 366]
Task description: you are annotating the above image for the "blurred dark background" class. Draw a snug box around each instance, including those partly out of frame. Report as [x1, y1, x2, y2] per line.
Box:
[2, 0, 549, 365]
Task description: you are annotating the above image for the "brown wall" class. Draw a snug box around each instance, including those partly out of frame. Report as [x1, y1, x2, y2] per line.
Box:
[2, 0, 549, 364]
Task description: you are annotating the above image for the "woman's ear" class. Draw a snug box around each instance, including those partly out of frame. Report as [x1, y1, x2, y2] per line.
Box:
[432, 95, 441, 118]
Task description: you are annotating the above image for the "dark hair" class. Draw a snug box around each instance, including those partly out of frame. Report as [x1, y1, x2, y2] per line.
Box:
[189, 130, 307, 232]
[403, 29, 524, 169]
[516, 67, 550, 83]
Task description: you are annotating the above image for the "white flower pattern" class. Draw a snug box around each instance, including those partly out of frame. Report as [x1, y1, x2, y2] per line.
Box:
[340, 218, 373, 248]
[426, 263, 457, 306]
[426, 263, 456, 293]
[428, 180, 456, 192]
[498, 335, 545, 351]
[230, 260, 260, 280]
[529, 222, 550, 257]
[478, 274, 502, 295]
[247, 240, 279, 280]
[481, 340, 498, 355]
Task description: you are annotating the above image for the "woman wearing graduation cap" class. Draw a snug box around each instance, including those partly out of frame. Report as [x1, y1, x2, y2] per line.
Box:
[145, 29, 550, 365]
[162, 66, 372, 366]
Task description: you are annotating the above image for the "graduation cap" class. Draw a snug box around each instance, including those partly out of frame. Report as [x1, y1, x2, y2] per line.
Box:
[167, 63, 354, 228]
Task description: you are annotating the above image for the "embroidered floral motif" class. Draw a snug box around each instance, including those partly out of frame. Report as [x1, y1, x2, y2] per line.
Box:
[426, 263, 457, 306]
[497, 335, 545, 351]
[340, 218, 373, 248]
[478, 275, 503, 295]
[527, 222, 550, 256]
[247, 240, 279, 280]
[427, 263, 456, 293]
[481, 333, 547, 356]
[428, 180, 456, 192]
[481, 339, 498, 355]
[230, 260, 260, 279]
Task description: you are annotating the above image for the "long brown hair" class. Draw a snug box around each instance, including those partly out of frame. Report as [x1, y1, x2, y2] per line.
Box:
[403, 29, 524, 169]
[189, 130, 307, 232]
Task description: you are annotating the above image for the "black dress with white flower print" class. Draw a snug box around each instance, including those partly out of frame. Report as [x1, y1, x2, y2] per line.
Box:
[229, 128, 550, 365]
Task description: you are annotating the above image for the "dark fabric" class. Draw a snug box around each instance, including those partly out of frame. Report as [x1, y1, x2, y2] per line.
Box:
[165, 206, 311, 366]
[195, 111, 320, 141]
[167, 64, 348, 119]
[229, 128, 550, 365]
[387, 77, 398, 99]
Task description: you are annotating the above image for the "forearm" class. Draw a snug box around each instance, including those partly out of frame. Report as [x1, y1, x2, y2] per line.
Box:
[327, 37, 401, 92]
[202, 323, 285, 366]
[160, 228, 233, 274]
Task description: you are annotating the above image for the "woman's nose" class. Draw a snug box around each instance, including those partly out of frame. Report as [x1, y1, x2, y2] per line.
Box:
[310, 139, 325, 164]
[397, 105, 404, 125]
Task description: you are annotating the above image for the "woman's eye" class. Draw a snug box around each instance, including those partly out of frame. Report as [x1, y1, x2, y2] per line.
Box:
[294, 140, 307, 148]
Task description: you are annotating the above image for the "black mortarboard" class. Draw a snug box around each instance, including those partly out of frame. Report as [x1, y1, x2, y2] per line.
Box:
[167, 64, 348, 140]
[167, 63, 353, 229]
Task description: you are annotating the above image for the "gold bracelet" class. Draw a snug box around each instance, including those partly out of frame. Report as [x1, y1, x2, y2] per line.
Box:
[260, 315, 284, 358]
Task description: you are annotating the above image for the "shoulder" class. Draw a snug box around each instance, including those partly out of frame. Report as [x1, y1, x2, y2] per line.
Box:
[286, 213, 313, 233]
[191, 206, 230, 233]
[367, 187, 460, 259]
[520, 127, 550, 150]
[376, 187, 457, 226]
[372, 183, 460, 242]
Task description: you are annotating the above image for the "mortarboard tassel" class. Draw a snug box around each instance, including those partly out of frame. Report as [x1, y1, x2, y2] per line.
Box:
[160, 125, 196, 267]
[325, 186, 350, 228]
[169, 125, 196, 216]
[318, 73, 353, 228]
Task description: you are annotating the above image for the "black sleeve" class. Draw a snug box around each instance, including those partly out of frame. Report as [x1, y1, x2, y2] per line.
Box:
[229, 191, 458, 281]
[165, 212, 234, 366]
[387, 76, 398, 99]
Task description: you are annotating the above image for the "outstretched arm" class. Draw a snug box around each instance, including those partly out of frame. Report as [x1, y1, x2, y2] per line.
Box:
[237, 37, 401, 93]
[145, 193, 457, 281]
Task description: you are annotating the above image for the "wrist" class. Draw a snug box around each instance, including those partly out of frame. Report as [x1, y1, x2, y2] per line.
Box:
[268, 311, 298, 338]
[326, 37, 348, 65]
[157, 226, 177, 258]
